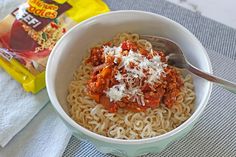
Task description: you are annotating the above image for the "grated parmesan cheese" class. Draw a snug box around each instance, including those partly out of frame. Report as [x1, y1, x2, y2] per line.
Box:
[105, 84, 126, 102]
[104, 44, 167, 105]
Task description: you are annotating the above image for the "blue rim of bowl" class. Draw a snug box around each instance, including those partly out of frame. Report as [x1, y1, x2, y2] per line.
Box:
[46, 10, 213, 145]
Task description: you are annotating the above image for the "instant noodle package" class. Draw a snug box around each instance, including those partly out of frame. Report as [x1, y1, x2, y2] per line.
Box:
[0, 0, 109, 93]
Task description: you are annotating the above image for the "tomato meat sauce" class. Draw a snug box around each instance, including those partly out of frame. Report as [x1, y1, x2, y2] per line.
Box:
[86, 40, 183, 113]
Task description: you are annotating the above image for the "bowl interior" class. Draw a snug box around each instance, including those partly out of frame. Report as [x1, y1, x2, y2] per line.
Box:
[46, 11, 211, 138]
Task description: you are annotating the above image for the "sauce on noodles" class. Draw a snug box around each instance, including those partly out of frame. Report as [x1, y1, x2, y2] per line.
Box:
[86, 40, 183, 112]
[67, 33, 195, 139]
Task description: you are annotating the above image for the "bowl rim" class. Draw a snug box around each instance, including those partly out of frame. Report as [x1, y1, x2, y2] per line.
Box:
[46, 10, 213, 145]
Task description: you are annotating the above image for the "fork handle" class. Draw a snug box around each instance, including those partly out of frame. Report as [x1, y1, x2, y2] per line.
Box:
[187, 64, 236, 94]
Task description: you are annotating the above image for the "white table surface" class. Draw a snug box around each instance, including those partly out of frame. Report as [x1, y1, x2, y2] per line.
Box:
[166, 0, 236, 29]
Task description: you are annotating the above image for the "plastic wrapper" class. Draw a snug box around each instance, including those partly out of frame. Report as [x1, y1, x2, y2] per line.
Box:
[0, 0, 109, 93]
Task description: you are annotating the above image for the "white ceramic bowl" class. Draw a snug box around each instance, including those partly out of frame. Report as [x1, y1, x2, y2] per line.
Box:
[46, 10, 212, 157]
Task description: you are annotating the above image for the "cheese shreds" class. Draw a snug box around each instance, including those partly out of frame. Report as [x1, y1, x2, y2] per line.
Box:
[103, 44, 167, 104]
[115, 71, 123, 81]
[103, 46, 122, 57]
[105, 84, 126, 102]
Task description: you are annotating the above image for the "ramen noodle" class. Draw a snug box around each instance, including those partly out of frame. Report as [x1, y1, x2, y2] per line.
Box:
[67, 33, 195, 139]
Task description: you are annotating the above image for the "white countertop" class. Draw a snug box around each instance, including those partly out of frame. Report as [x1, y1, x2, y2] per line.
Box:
[166, 0, 236, 29]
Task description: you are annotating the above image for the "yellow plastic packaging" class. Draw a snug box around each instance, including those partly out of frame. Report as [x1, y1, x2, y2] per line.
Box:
[0, 0, 109, 93]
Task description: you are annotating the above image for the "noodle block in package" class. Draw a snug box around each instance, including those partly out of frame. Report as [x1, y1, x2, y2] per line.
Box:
[0, 0, 109, 93]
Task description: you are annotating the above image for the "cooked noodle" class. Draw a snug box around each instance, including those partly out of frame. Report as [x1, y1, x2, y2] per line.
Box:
[67, 33, 195, 139]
